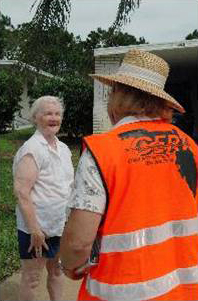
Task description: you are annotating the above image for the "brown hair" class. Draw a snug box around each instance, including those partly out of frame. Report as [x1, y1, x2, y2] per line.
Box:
[109, 83, 173, 122]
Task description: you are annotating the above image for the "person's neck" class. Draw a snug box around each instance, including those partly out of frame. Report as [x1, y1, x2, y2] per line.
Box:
[38, 129, 57, 149]
[46, 135, 57, 150]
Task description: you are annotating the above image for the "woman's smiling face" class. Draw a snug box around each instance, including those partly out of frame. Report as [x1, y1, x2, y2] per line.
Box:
[35, 101, 62, 137]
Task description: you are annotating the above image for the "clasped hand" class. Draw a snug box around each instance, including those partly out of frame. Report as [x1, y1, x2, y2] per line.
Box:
[62, 264, 90, 280]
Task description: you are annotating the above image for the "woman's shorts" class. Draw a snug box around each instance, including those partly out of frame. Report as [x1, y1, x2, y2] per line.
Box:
[17, 230, 61, 259]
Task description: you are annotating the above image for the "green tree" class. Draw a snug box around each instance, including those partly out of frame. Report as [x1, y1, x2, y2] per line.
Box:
[13, 22, 79, 75]
[25, 0, 143, 75]
[31, 0, 141, 29]
[84, 27, 146, 49]
[2, 26, 22, 61]
[185, 29, 198, 40]
[0, 20, 84, 76]
[0, 70, 23, 132]
[0, 13, 14, 59]
[11, 23, 146, 76]
[4, 1, 143, 75]
[81, 27, 147, 74]
[113, 0, 141, 29]
[31, 0, 71, 29]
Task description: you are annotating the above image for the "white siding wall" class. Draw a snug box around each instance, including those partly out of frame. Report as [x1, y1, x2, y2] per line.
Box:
[14, 79, 32, 129]
[93, 55, 121, 133]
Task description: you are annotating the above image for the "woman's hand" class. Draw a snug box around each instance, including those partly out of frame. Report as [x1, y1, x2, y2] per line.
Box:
[57, 256, 89, 280]
[64, 266, 89, 280]
[28, 228, 49, 257]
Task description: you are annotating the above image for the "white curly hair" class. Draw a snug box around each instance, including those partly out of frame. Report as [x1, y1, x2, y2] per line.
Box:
[29, 95, 64, 125]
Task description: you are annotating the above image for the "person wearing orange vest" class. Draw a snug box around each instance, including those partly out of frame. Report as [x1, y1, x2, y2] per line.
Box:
[59, 49, 198, 300]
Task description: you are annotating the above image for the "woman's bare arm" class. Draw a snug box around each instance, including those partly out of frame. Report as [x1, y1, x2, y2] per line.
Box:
[14, 154, 48, 255]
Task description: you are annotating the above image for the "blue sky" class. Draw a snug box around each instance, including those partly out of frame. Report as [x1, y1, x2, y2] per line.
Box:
[0, 0, 197, 43]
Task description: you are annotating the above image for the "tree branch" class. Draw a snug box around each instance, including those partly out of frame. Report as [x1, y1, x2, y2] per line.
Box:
[31, 0, 71, 29]
[112, 0, 141, 29]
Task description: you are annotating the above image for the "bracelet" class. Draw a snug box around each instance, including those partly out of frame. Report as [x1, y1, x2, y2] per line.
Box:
[58, 259, 74, 271]
[58, 259, 89, 274]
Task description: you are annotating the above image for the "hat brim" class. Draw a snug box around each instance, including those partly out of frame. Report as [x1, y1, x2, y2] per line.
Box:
[90, 74, 185, 114]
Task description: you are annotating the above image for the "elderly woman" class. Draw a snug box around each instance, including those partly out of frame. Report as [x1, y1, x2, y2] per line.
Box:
[13, 96, 74, 301]
[60, 49, 198, 301]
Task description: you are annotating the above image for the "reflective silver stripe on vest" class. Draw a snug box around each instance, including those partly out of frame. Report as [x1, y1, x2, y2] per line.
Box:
[117, 63, 166, 88]
[86, 265, 198, 301]
[100, 217, 198, 253]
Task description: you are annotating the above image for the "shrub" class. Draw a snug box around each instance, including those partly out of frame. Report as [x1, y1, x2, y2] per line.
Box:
[0, 70, 23, 133]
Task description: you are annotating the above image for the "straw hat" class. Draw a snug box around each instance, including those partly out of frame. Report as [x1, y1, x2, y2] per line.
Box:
[90, 49, 185, 113]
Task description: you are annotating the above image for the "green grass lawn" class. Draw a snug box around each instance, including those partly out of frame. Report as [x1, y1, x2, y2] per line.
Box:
[0, 128, 80, 281]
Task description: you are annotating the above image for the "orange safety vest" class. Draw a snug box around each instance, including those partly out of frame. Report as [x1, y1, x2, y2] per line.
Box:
[78, 120, 198, 301]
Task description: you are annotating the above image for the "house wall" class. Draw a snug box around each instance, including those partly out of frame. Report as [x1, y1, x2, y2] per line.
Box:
[14, 78, 32, 129]
[93, 55, 121, 133]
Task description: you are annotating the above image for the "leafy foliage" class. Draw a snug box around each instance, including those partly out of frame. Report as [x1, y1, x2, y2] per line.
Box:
[31, 0, 71, 29]
[0, 70, 23, 133]
[30, 0, 141, 30]
[185, 29, 198, 40]
[60, 74, 93, 136]
[82, 27, 147, 74]
[85, 27, 146, 49]
[108, 0, 141, 29]
[0, 13, 14, 59]
[13, 22, 78, 75]
[5, 21, 146, 77]
[29, 74, 93, 136]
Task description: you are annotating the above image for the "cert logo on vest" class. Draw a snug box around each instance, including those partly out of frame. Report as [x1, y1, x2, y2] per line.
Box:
[119, 128, 189, 164]
[119, 127, 197, 197]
